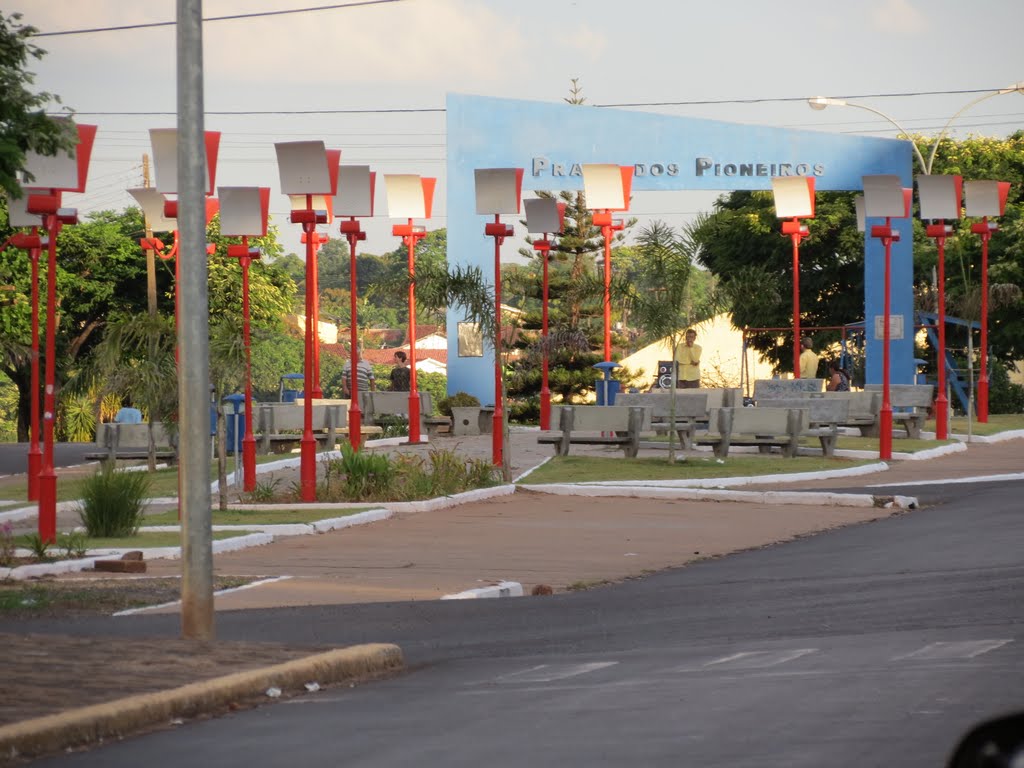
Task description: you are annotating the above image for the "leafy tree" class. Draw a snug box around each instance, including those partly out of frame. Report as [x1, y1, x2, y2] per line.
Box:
[0, 12, 75, 197]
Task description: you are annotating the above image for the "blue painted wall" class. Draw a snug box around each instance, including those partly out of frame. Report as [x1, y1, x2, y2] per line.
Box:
[445, 93, 914, 402]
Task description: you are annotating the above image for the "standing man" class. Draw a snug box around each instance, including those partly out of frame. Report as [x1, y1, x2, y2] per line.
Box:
[674, 328, 702, 389]
[389, 350, 411, 391]
[799, 337, 819, 379]
[342, 344, 375, 399]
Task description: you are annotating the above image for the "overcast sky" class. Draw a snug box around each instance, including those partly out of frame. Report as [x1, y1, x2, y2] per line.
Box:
[21, 0, 1024, 254]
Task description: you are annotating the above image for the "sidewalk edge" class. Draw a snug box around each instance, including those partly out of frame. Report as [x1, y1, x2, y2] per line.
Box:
[0, 643, 403, 763]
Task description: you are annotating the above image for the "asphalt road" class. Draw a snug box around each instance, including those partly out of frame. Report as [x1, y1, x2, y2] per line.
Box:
[0, 442, 97, 477]
[24, 477, 1024, 768]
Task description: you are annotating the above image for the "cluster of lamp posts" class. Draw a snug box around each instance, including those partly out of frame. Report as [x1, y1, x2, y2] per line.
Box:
[3, 123, 1009, 527]
[771, 174, 1010, 461]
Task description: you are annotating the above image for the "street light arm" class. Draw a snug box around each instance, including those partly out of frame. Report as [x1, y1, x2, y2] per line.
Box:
[925, 83, 1024, 174]
[808, 96, 928, 172]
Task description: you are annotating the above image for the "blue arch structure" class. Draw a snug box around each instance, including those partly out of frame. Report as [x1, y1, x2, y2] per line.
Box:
[445, 93, 914, 403]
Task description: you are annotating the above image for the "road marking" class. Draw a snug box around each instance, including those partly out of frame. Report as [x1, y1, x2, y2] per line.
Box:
[673, 649, 818, 673]
[894, 640, 1013, 661]
[494, 662, 618, 684]
[867, 472, 1024, 488]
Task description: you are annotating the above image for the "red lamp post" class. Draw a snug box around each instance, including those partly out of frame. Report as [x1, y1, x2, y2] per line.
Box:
[770, 176, 816, 376]
[21, 122, 97, 542]
[218, 186, 271, 492]
[964, 180, 1011, 423]
[385, 174, 436, 445]
[524, 198, 566, 431]
[917, 174, 963, 440]
[332, 165, 376, 450]
[293, 193, 334, 400]
[475, 168, 524, 467]
[862, 175, 912, 462]
[275, 141, 340, 502]
[0, 209, 45, 500]
[582, 165, 633, 362]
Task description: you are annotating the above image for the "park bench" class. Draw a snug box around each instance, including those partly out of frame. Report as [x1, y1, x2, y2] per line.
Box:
[89, 422, 177, 462]
[255, 402, 350, 454]
[864, 384, 935, 439]
[616, 392, 708, 449]
[360, 391, 451, 438]
[746, 397, 850, 456]
[820, 391, 881, 436]
[752, 378, 826, 402]
[695, 406, 831, 458]
[538, 405, 651, 457]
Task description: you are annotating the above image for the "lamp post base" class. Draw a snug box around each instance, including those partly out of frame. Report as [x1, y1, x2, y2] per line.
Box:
[879, 407, 893, 461]
[242, 435, 257, 493]
[27, 448, 41, 501]
[977, 377, 989, 423]
[300, 435, 317, 502]
[38, 469, 57, 543]
[934, 392, 949, 441]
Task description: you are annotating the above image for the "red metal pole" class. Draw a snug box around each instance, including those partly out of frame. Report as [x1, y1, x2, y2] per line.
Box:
[38, 214, 61, 543]
[879, 218, 893, 461]
[310, 234, 323, 400]
[791, 224, 801, 377]
[934, 228, 949, 440]
[977, 218, 990, 423]
[27, 231, 41, 501]
[347, 225, 363, 449]
[300, 195, 317, 501]
[406, 221, 421, 444]
[492, 215, 503, 467]
[240, 240, 256, 492]
[539, 239, 551, 431]
[602, 222, 612, 363]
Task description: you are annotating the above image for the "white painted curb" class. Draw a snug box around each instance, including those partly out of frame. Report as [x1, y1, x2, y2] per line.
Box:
[384, 484, 515, 514]
[441, 581, 524, 600]
[578, 462, 889, 488]
[519, 483, 918, 509]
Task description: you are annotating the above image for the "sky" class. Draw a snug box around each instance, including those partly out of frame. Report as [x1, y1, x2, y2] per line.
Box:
[18, 0, 1024, 257]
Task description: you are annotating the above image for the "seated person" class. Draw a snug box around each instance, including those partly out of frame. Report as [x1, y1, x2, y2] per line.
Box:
[826, 359, 851, 392]
[114, 405, 143, 424]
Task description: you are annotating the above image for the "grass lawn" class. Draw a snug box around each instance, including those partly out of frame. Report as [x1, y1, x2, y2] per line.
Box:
[520, 455, 877, 485]
[14, 529, 249, 552]
[799, 436, 958, 452]
[141, 507, 372, 526]
[926, 413, 1024, 436]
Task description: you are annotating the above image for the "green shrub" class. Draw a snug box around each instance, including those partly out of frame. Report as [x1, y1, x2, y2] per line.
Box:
[324, 443, 395, 500]
[437, 391, 480, 418]
[77, 464, 151, 538]
[989, 362, 1024, 414]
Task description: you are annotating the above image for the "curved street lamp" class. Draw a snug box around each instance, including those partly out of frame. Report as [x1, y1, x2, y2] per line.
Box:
[770, 176, 816, 377]
[525, 198, 566, 431]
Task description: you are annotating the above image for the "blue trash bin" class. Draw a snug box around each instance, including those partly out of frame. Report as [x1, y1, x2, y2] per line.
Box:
[593, 361, 621, 406]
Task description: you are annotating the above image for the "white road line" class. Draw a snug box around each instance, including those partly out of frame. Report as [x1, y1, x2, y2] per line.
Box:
[867, 473, 1024, 488]
[494, 662, 618, 684]
[894, 640, 1013, 661]
[674, 649, 818, 672]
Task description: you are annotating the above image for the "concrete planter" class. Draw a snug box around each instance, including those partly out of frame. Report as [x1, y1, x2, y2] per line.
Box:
[451, 407, 481, 436]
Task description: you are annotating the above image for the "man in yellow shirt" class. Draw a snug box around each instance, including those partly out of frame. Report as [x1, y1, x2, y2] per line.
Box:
[799, 337, 819, 379]
[674, 328, 702, 388]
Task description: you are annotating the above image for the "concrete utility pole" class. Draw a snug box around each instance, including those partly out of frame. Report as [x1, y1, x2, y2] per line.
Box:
[177, 0, 214, 640]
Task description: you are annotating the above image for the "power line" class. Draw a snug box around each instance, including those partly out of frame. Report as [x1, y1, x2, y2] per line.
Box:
[65, 86, 1016, 117]
[35, 0, 406, 37]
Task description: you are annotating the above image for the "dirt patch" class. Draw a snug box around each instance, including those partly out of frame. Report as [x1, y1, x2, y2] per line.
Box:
[0, 576, 254, 619]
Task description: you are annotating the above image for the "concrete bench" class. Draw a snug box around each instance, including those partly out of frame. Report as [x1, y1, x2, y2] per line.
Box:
[820, 391, 881, 436]
[89, 422, 176, 462]
[361, 391, 451, 438]
[696, 407, 818, 458]
[752, 378, 825, 402]
[256, 403, 345, 454]
[864, 384, 935, 439]
[616, 392, 709, 449]
[746, 398, 850, 456]
[538, 405, 651, 458]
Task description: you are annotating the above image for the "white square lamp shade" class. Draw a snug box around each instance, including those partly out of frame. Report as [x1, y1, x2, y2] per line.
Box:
[218, 187, 270, 237]
[770, 176, 816, 218]
[474, 168, 523, 215]
[385, 174, 431, 219]
[854, 195, 866, 233]
[333, 166, 375, 218]
[917, 175, 963, 221]
[524, 198, 562, 234]
[150, 128, 220, 196]
[22, 122, 97, 193]
[274, 141, 335, 195]
[128, 187, 176, 231]
[581, 164, 630, 210]
[862, 175, 908, 218]
[964, 180, 1011, 218]
[5, 192, 44, 227]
